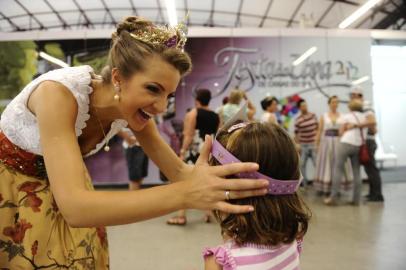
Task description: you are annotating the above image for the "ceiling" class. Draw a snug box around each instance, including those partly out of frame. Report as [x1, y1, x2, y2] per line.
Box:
[0, 0, 405, 32]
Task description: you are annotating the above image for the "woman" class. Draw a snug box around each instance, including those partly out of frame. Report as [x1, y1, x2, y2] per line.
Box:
[324, 99, 367, 206]
[260, 96, 279, 125]
[314, 96, 353, 196]
[0, 17, 268, 269]
[219, 89, 256, 126]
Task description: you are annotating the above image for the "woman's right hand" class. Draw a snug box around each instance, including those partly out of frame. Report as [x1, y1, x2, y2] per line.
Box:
[178, 135, 269, 214]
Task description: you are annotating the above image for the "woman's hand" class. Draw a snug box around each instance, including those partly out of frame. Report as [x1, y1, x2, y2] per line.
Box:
[178, 135, 269, 214]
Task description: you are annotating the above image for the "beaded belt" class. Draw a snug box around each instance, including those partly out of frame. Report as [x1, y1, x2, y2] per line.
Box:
[0, 132, 47, 179]
[324, 129, 339, 137]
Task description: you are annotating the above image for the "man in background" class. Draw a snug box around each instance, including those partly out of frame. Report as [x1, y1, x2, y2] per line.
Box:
[294, 99, 318, 187]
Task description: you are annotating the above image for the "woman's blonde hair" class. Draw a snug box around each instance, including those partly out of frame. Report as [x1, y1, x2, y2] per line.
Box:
[348, 99, 363, 112]
[101, 16, 192, 83]
[228, 89, 244, 105]
[210, 122, 311, 246]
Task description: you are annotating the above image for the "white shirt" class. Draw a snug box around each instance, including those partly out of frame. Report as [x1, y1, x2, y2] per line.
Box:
[340, 112, 368, 146]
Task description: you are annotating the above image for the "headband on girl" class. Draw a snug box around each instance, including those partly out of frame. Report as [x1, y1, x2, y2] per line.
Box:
[211, 103, 300, 195]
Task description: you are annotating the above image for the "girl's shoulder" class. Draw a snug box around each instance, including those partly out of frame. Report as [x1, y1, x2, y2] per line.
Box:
[203, 242, 236, 270]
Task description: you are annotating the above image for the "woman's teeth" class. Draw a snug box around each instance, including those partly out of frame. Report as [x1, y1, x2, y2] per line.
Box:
[139, 109, 152, 120]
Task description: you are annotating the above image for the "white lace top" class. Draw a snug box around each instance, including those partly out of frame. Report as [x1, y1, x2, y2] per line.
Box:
[0, 65, 128, 157]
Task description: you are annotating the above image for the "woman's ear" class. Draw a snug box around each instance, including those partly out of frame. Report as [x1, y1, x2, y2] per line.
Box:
[111, 68, 122, 86]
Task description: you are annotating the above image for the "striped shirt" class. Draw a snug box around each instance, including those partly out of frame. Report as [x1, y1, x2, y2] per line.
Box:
[203, 240, 301, 270]
[294, 113, 318, 144]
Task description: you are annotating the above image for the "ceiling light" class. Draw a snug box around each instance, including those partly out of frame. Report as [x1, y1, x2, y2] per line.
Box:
[164, 0, 178, 26]
[352, 76, 370, 85]
[39, 51, 69, 68]
[339, 0, 382, 29]
[292, 47, 318, 66]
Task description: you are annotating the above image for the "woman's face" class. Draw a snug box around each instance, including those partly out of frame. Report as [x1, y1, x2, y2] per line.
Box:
[117, 56, 181, 131]
[269, 100, 278, 112]
[329, 98, 339, 111]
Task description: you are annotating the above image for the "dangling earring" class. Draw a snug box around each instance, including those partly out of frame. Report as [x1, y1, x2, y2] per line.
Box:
[114, 84, 120, 101]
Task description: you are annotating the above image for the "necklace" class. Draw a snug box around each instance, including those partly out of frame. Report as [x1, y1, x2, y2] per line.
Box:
[93, 106, 110, 152]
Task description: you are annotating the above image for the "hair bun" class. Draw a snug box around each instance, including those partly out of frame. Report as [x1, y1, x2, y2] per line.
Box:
[112, 16, 153, 40]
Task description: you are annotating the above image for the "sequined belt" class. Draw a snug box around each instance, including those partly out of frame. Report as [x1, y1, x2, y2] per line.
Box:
[324, 129, 339, 137]
[0, 132, 47, 179]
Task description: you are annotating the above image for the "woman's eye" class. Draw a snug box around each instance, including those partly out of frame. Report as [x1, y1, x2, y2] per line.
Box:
[146, 85, 160, 93]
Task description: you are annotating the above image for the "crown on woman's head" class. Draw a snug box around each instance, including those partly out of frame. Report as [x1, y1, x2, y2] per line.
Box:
[129, 20, 188, 50]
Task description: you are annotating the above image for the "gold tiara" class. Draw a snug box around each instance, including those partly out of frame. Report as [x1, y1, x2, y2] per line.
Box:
[129, 20, 188, 50]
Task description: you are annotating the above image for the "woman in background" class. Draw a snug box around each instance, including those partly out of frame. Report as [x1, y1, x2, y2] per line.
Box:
[314, 96, 353, 196]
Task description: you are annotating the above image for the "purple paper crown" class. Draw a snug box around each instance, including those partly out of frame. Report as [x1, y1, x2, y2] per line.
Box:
[211, 123, 301, 195]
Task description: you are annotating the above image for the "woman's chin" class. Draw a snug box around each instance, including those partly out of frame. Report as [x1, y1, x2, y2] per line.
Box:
[128, 121, 147, 132]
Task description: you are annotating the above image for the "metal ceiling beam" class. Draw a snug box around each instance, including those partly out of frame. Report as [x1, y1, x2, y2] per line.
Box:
[184, 0, 190, 24]
[72, 0, 93, 28]
[100, 0, 116, 25]
[315, 1, 335, 27]
[287, 0, 305, 27]
[155, 0, 164, 24]
[373, 0, 406, 29]
[235, 0, 244, 27]
[0, 7, 304, 31]
[43, 0, 69, 29]
[0, 12, 21, 31]
[129, 0, 138, 16]
[258, 0, 274, 27]
[15, 0, 45, 30]
[204, 0, 215, 27]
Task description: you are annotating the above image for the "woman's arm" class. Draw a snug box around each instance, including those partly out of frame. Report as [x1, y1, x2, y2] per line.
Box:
[315, 117, 324, 147]
[30, 82, 269, 228]
[245, 96, 256, 121]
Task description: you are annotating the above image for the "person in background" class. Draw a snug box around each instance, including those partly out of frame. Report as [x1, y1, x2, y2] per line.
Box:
[324, 99, 367, 206]
[219, 89, 256, 126]
[350, 87, 384, 202]
[203, 122, 311, 270]
[167, 89, 220, 225]
[215, 96, 229, 114]
[260, 96, 279, 125]
[294, 99, 318, 187]
[314, 96, 353, 196]
[119, 129, 149, 190]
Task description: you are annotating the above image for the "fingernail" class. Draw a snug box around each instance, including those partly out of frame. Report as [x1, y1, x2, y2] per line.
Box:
[251, 163, 259, 170]
[248, 206, 255, 211]
[262, 189, 268, 194]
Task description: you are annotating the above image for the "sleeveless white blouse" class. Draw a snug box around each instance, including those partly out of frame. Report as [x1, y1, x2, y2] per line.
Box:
[0, 66, 127, 157]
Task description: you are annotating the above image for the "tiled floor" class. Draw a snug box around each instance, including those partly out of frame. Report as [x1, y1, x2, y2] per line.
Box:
[107, 183, 406, 270]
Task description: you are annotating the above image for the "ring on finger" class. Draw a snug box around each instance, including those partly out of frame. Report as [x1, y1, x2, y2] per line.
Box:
[225, 190, 231, 200]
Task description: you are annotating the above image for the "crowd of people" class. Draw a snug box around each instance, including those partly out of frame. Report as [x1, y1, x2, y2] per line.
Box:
[155, 86, 385, 208]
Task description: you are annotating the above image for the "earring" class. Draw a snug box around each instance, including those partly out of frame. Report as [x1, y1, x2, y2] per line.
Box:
[114, 84, 120, 101]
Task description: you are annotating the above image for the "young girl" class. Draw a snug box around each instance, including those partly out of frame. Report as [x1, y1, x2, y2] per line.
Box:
[203, 122, 311, 270]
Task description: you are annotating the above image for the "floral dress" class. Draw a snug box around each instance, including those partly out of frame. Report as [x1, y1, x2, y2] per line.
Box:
[0, 66, 127, 269]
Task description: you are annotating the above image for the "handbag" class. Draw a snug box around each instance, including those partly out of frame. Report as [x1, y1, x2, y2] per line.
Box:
[352, 112, 370, 165]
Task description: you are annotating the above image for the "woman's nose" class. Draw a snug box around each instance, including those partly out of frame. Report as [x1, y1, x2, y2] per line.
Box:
[153, 97, 168, 114]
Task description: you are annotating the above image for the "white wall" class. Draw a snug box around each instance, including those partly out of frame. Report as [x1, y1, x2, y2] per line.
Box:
[371, 45, 406, 166]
